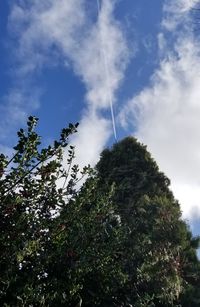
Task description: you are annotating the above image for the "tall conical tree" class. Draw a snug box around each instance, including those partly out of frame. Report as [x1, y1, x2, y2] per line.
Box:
[97, 137, 175, 215]
[96, 137, 200, 306]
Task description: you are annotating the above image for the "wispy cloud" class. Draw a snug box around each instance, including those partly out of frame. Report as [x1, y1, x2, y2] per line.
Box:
[5, 0, 129, 165]
[120, 0, 200, 221]
[162, 0, 199, 30]
[0, 87, 41, 141]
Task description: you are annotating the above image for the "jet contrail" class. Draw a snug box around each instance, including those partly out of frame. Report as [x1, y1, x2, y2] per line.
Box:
[96, 0, 117, 141]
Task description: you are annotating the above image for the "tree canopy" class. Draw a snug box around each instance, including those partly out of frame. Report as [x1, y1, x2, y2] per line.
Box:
[0, 119, 199, 306]
[97, 137, 200, 306]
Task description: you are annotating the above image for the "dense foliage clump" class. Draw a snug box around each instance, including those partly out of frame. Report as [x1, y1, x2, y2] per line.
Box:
[0, 118, 199, 306]
[97, 138, 200, 306]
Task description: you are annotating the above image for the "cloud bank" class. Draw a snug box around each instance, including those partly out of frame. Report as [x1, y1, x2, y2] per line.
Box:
[120, 0, 200, 221]
[6, 0, 129, 166]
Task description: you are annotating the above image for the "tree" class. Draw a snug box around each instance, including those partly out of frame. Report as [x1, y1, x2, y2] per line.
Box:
[96, 137, 200, 306]
[0, 117, 126, 306]
[0, 122, 199, 306]
[0, 116, 81, 306]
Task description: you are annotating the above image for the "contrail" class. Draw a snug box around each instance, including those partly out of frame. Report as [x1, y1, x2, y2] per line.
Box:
[96, 0, 117, 141]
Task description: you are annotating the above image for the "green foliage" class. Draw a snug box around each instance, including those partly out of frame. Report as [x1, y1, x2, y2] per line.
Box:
[0, 117, 126, 306]
[0, 123, 199, 306]
[0, 116, 79, 306]
[96, 137, 200, 306]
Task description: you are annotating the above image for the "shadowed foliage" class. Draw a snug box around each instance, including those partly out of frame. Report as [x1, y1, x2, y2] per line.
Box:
[0, 122, 199, 306]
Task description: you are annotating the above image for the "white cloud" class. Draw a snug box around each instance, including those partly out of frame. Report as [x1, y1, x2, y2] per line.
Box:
[0, 88, 41, 139]
[162, 0, 199, 31]
[72, 111, 111, 169]
[0, 145, 13, 157]
[173, 183, 200, 220]
[120, 0, 200, 221]
[77, 0, 129, 110]
[8, 0, 86, 75]
[5, 0, 129, 165]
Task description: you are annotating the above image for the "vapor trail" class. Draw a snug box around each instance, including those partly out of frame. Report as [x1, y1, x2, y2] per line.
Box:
[96, 0, 117, 141]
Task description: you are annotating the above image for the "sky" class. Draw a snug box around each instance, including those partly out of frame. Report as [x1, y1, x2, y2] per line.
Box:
[0, 0, 200, 238]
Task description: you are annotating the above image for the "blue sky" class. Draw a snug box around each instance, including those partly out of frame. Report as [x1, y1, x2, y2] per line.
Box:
[0, 0, 200, 238]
